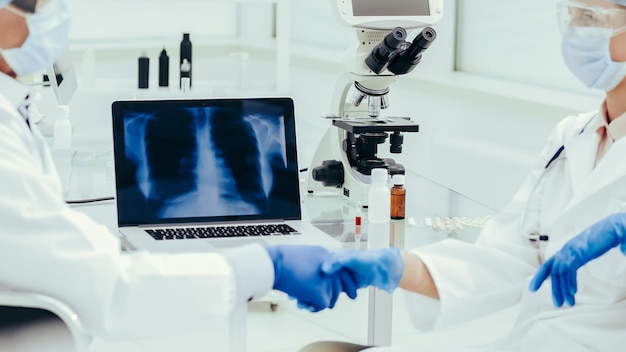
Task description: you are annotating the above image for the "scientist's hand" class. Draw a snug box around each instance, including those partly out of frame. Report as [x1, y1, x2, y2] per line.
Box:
[265, 245, 359, 312]
[529, 213, 626, 307]
[321, 248, 404, 293]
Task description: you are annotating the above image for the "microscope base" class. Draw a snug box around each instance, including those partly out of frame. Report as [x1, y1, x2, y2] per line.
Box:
[307, 126, 374, 208]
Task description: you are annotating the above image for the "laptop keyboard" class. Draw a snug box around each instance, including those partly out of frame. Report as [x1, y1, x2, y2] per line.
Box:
[145, 224, 300, 240]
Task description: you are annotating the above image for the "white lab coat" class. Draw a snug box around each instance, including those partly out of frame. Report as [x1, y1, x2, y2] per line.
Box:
[0, 78, 272, 339]
[396, 111, 626, 351]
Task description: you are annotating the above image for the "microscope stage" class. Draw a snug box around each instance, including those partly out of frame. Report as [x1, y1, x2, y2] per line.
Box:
[332, 117, 419, 134]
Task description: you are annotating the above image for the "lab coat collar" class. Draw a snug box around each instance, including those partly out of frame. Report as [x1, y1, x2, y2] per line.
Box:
[0, 72, 30, 110]
[595, 102, 626, 143]
[580, 129, 626, 201]
[566, 109, 626, 205]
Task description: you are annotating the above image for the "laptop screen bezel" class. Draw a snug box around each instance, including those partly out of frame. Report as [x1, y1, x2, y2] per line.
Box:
[111, 97, 302, 227]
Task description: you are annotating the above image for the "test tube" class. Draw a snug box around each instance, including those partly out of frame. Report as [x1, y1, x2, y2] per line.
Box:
[355, 215, 362, 248]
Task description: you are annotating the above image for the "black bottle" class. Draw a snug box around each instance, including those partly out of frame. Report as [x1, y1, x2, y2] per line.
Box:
[180, 33, 192, 88]
[158, 48, 169, 87]
[138, 51, 149, 89]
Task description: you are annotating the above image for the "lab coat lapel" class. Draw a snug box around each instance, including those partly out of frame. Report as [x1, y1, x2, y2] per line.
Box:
[574, 137, 626, 202]
[564, 122, 599, 194]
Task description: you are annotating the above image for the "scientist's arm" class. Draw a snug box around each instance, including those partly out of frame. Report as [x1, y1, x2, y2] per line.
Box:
[529, 212, 626, 307]
[321, 248, 439, 299]
[399, 252, 439, 299]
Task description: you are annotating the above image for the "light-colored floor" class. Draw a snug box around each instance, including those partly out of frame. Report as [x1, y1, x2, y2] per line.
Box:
[0, 288, 518, 352]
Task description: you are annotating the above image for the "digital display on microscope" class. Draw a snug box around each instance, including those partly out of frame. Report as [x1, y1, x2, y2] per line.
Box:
[334, 0, 442, 29]
[352, 0, 430, 17]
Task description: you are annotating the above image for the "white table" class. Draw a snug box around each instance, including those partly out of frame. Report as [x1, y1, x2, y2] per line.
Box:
[304, 171, 495, 346]
[59, 147, 495, 350]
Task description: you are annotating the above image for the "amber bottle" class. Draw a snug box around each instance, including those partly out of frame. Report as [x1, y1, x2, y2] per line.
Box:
[390, 174, 406, 220]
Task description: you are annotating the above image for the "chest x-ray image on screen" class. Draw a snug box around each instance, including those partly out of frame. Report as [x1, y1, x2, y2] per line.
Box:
[113, 98, 299, 225]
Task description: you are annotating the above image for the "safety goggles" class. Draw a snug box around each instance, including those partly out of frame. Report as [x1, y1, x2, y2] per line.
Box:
[9, 0, 49, 13]
[557, 1, 626, 34]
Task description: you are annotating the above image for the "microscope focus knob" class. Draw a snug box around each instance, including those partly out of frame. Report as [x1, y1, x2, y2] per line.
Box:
[390, 132, 404, 154]
[312, 160, 344, 188]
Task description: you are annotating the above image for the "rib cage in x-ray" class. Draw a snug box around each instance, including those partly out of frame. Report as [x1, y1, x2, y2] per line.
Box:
[123, 107, 287, 219]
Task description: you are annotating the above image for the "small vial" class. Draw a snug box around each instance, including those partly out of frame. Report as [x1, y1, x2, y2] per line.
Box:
[158, 48, 169, 87]
[138, 51, 149, 89]
[390, 174, 406, 220]
[180, 33, 192, 88]
[355, 215, 362, 247]
[434, 217, 443, 231]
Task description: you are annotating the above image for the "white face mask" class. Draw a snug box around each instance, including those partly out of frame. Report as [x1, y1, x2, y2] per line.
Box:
[561, 26, 626, 91]
[0, 0, 71, 77]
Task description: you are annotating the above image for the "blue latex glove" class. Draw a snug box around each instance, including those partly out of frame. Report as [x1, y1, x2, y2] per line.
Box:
[321, 248, 404, 293]
[265, 245, 359, 312]
[529, 213, 626, 307]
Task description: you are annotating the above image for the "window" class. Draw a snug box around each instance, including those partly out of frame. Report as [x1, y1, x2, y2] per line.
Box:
[290, 0, 352, 51]
[456, 0, 586, 93]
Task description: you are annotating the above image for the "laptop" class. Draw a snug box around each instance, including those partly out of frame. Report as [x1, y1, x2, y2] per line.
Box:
[111, 97, 340, 252]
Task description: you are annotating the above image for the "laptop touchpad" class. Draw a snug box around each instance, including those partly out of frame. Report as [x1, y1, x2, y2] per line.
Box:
[205, 238, 269, 249]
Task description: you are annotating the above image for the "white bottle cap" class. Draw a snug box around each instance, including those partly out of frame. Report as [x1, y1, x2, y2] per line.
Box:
[371, 168, 388, 184]
[392, 174, 405, 185]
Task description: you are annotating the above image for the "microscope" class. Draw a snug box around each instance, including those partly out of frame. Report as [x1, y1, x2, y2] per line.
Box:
[307, 0, 443, 207]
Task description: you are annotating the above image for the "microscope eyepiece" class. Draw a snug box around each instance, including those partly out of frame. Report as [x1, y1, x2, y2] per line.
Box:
[387, 27, 437, 76]
[405, 27, 436, 59]
[386, 28, 407, 48]
[365, 27, 408, 75]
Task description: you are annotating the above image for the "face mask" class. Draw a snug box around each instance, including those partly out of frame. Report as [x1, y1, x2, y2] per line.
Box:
[0, 0, 71, 77]
[561, 26, 626, 91]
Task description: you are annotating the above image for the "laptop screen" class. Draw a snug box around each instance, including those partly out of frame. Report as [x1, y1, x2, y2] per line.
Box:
[111, 98, 302, 227]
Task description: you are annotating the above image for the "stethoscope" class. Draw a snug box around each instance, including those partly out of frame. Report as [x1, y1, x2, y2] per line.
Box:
[518, 115, 597, 245]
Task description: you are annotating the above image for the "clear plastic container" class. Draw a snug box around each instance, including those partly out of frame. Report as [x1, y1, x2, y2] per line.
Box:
[368, 168, 390, 224]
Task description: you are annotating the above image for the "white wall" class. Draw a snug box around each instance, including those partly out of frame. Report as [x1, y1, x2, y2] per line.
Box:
[68, 0, 238, 45]
[456, 0, 595, 94]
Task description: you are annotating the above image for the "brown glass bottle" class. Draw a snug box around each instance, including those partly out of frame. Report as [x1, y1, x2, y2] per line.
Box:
[390, 174, 406, 220]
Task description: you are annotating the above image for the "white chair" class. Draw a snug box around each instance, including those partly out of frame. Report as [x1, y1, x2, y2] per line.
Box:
[0, 289, 91, 352]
